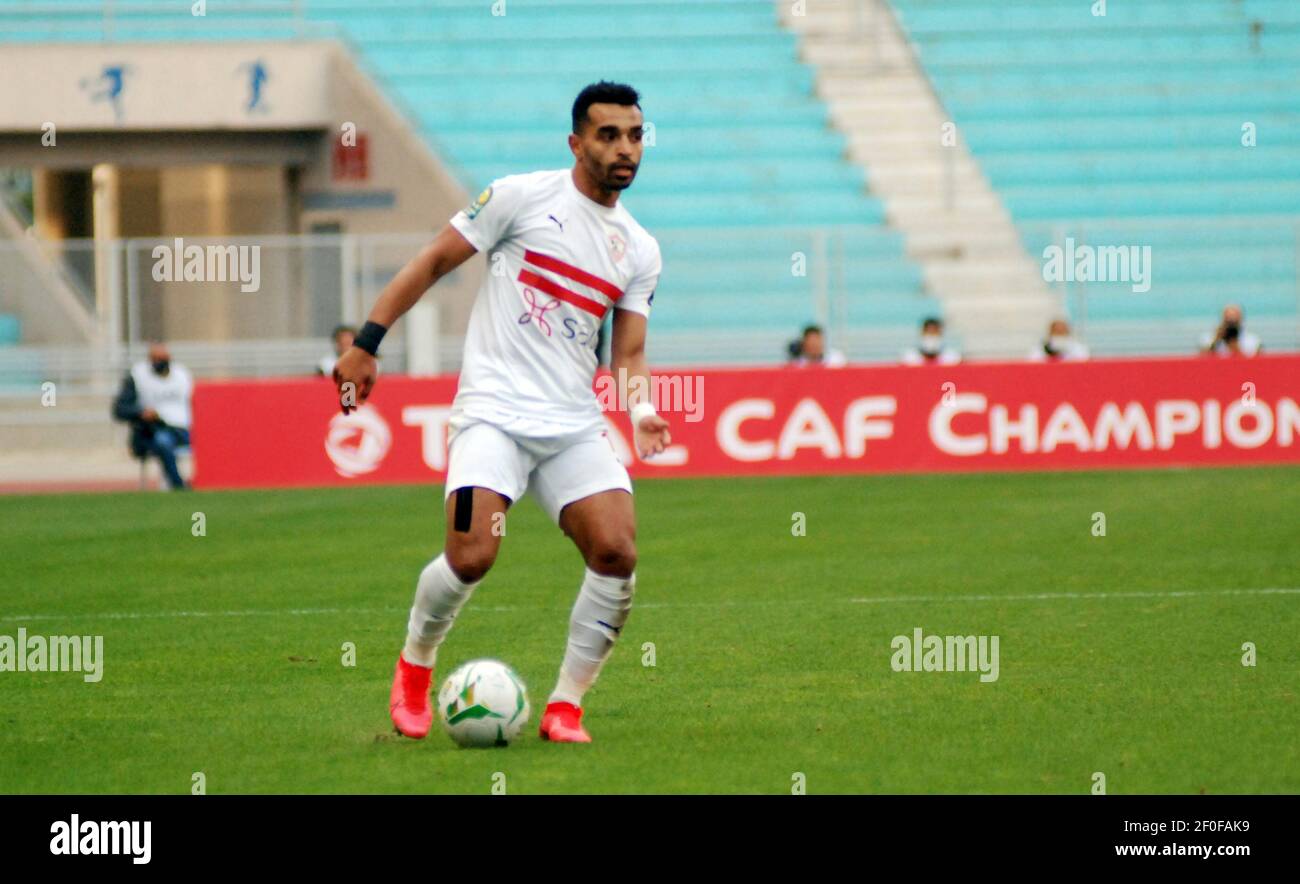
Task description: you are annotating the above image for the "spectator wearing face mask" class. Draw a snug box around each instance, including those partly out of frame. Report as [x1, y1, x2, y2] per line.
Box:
[112, 341, 194, 490]
[901, 316, 961, 366]
[1027, 319, 1089, 362]
[1201, 304, 1261, 357]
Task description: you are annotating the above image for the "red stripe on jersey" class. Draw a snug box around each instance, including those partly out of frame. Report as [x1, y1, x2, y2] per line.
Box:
[517, 268, 608, 319]
[523, 249, 623, 302]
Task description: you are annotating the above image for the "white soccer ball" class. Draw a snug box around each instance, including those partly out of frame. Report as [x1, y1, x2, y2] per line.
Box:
[437, 659, 530, 748]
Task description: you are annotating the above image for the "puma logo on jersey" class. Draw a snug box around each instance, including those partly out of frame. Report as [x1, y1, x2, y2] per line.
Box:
[547, 214, 565, 232]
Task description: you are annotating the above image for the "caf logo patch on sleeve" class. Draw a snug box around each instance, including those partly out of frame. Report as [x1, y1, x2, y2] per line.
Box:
[464, 186, 493, 219]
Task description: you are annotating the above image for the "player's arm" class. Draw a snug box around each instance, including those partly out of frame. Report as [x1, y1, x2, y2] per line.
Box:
[333, 224, 477, 413]
[365, 224, 477, 328]
[610, 307, 671, 459]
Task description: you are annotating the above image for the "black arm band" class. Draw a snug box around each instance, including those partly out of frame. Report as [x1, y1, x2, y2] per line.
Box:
[353, 321, 388, 356]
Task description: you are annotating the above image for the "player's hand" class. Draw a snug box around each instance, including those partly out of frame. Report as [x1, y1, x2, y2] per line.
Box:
[140, 407, 159, 423]
[333, 346, 378, 414]
[634, 413, 672, 459]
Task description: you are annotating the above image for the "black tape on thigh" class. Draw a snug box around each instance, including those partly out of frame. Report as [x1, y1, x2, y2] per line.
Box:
[454, 486, 474, 532]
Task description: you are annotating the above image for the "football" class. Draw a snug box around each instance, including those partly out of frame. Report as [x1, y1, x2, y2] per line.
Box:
[437, 659, 531, 748]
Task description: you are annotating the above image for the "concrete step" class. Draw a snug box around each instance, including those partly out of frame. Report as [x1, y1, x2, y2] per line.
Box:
[848, 130, 973, 150]
[785, 14, 899, 37]
[829, 96, 949, 117]
[884, 194, 1005, 218]
[838, 111, 952, 132]
[780, 0, 885, 15]
[859, 153, 985, 172]
[925, 261, 1045, 295]
[782, 0, 1058, 355]
[899, 217, 1022, 239]
[849, 145, 980, 165]
[0, 388, 126, 451]
[904, 234, 1033, 262]
[0, 392, 116, 412]
[866, 177, 994, 199]
[888, 203, 1016, 227]
[0, 445, 189, 493]
[0, 414, 125, 450]
[818, 76, 932, 99]
[801, 43, 914, 67]
[860, 165, 990, 189]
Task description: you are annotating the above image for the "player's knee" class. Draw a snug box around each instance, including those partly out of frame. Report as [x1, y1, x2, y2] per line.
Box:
[588, 536, 636, 578]
[445, 544, 497, 583]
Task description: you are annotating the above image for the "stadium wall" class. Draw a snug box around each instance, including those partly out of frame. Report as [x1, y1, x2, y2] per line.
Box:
[0, 40, 482, 343]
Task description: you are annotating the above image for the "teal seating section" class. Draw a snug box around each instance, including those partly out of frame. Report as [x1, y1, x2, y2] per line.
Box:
[892, 0, 1300, 330]
[0, 313, 20, 346]
[0, 0, 942, 355]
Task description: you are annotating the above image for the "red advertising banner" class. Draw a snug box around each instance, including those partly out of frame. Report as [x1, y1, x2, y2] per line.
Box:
[191, 355, 1300, 489]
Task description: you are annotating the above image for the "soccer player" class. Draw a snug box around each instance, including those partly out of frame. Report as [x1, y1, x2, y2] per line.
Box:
[332, 81, 668, 743]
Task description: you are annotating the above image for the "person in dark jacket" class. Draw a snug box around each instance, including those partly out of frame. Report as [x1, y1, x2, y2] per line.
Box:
[112, 342, 194, 490]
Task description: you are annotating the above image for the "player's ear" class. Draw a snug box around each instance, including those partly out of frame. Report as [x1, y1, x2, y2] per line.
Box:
[567, 131, 582, 158]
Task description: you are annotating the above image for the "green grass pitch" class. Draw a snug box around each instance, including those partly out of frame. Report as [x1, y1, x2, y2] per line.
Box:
[2, 466, 1297, 794]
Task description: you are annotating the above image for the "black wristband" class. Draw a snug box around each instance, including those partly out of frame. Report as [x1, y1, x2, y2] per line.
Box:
[353, 321, 388, 356]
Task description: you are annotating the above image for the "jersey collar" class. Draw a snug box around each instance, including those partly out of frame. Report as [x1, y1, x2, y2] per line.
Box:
[566, 168, 620, 217]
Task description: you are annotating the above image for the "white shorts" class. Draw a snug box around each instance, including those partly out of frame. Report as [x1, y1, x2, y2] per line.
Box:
[442, 419, 632, 524]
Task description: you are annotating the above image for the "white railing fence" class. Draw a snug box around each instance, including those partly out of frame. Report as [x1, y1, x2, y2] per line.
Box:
[0, 226, 925, 395]
[1, 220, 1298, 398]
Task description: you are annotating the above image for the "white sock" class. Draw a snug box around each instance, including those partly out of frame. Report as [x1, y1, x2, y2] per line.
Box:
[403, 553, 480, 668]
[549, 568, 636, 707]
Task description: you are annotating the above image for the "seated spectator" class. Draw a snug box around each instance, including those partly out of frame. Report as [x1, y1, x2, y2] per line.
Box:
[1027, 319, 1089, 362]
[788, 324, 846, 367]
[112, 342, 193, 491]
[1201, 304, 1261, 357]
[318, 325, 357, 376]
[901, 316, 961, 365]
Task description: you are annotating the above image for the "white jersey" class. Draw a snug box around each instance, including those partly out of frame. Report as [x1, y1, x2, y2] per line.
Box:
[130, 360, 193, 429]
[901, 346, 961, 366]
[447, 168, 661, 437]
[1026, 340, 1090, 362]
[1200, 330, 1261, 356]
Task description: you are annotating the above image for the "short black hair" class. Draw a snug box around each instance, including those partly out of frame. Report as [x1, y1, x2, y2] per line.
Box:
[802, 324, 823, 338]
[921, 316, 943, 329]
[332, 324, 356, 339]
[572, 81, 641, 134]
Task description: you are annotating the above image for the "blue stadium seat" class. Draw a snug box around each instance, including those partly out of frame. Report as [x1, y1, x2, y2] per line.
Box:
[0, 313, 21, 346]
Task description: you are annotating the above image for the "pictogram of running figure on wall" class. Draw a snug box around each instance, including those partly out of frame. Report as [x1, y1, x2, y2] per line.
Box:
[80, 64, 131, 122]
[238, 60, 270, 113]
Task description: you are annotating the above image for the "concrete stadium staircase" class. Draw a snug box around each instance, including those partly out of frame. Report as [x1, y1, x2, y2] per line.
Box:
[887, 0, 1300, 355]
[780, 0, 1058, 357]
[0, 196, 100, 346]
